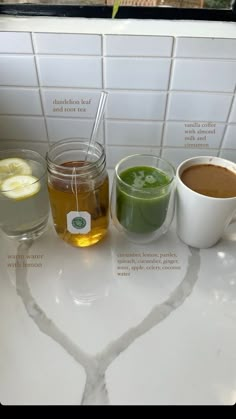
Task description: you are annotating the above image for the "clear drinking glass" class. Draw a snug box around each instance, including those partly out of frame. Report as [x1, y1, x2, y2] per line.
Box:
[0, 149, 50, 240]
[111, 154, 176, 244]
[47, 138, 109, 248]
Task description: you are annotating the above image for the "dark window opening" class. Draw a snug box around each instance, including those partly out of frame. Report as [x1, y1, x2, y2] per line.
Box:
[0, 0, 235, 20]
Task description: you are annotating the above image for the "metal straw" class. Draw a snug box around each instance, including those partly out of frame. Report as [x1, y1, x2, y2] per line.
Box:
[85, 91, 108, 162]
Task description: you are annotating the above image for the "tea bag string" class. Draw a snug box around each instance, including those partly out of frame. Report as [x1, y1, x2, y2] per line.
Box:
[71, 167, 79, 213]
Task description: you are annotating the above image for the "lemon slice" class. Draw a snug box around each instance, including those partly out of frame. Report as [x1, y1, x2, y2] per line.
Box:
[0, 158, 32, 185]
[1, 175, 40, 200]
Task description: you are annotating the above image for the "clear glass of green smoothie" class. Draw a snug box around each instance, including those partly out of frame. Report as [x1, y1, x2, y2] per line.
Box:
[111, 154, 176, 243]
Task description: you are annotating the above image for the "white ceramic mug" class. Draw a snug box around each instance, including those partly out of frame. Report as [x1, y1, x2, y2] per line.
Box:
[176, 156, 236, 248]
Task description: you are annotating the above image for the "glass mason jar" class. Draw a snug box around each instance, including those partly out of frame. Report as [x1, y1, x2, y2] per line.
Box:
[47, 139, 109, 248]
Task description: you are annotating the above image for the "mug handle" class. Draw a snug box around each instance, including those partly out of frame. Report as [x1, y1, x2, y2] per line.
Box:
[222, 210, 236, 241]
[230, 210, 236, 223]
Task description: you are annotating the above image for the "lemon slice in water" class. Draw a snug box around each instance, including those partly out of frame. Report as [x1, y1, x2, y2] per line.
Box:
[1, 175, 40, 200]
[0, 158, 32, 185]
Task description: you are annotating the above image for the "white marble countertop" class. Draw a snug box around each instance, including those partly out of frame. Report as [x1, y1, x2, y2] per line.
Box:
[0, 215, 236, 405]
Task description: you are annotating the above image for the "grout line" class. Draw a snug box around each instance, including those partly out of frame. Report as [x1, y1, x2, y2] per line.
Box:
[29, 32, 34, 56]
[32, 31, 103, 37]
[0, 52, 33, 56]
[101, 34, 107, 150]
[0, 84, 39, 89]
[217, 84, 236, 156]
[0, 83, 235, 96]
[0, 114, 47, 118]
[0, 86, 40, 91]
[2, 51, 236, 61]
[0, 139, 233, 152]
[105, 144, 221, 150]
[104, 118, 230, 124]
[105, 55, 173, 59]
[0, 139, 49, 144]
[36, 53, 101, 57]
[106, 141, 162, 147]
[105, 118, 164, 123]
[39, 115, 99, 121]
[1, 114, 235, 126]
[105, 55, 236, 62]
[2, 56, 236, 65]
[97, 88, 235, 95]
[102, 88, 236, 95]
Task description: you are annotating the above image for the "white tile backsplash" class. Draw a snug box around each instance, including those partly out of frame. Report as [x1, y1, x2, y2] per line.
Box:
[33, 33, 101, 55]
[36, 56, 102, 88]
[104, 35, 173, 57]
[106, 120, 163, 146]
[163, 121, 225, 149]
[171, 59, 236, 93]
[221, 125, 236, 149]
[107, 146, 161, 168]
[0, 55, 38, 86]
[0, 88, 42, 115]
[0, 140, 49, 156]
[106, 91, 167, 120]
[104, 58, 171, 90]
[0, 31, 235, 166]
[175, 37, 236, 59]
[41, 89, 101, 117]
[167, 92, 232, 122]
[0, 116, 47, 141]
[0, 32, 33, 54]
[219, 149, 236, 163]
[46, 118, 104, 143]
[162, 147, 218, 169]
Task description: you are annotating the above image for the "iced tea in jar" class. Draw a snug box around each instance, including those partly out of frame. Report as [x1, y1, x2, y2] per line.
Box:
[47, 139, 109, 247]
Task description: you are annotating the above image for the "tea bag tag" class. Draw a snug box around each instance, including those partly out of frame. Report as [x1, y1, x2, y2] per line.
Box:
[67, 211, 91, 234]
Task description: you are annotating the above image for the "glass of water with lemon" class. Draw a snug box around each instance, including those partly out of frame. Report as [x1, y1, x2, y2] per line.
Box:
[0, 149, 49, 240]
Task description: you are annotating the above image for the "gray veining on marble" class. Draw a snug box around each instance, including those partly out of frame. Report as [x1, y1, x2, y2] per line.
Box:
[16, 241, 200, 405]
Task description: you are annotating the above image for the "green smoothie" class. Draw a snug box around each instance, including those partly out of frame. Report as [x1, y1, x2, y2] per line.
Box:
[117, 166, 171, 234]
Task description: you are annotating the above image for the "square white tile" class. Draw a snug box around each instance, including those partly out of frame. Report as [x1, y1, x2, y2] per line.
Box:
[219, 149, 236, 163]
[0, 140, 49, 157]
[229, 97, 236, 123]
[0, 32, 33, 54]
[171, 59, 236, 93]
[33, 33, 101, 55]
[46, 118, 104, 143]
[36, 56, 102, 88]
[175, 37, 236, 59]
[0, 56, 38, 86]
[106, 120, 163, 146]
[104, 35, 173, 57]
[106, 91, 167, 120]
[41, 89, 101, 118]
[167, 92, 232, 122]
[221, 125, 236, 149]
[107, 145, 161, 169]
[0, 88, 42, 115]
[0, 116, 47, 141]
[162, 147, 218, 169]
[104, 58, 171, 90]
[163, 121, 224, 149]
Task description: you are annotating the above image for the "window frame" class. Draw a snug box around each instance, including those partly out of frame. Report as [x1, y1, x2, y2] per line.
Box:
[0, 3, 235, 21]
